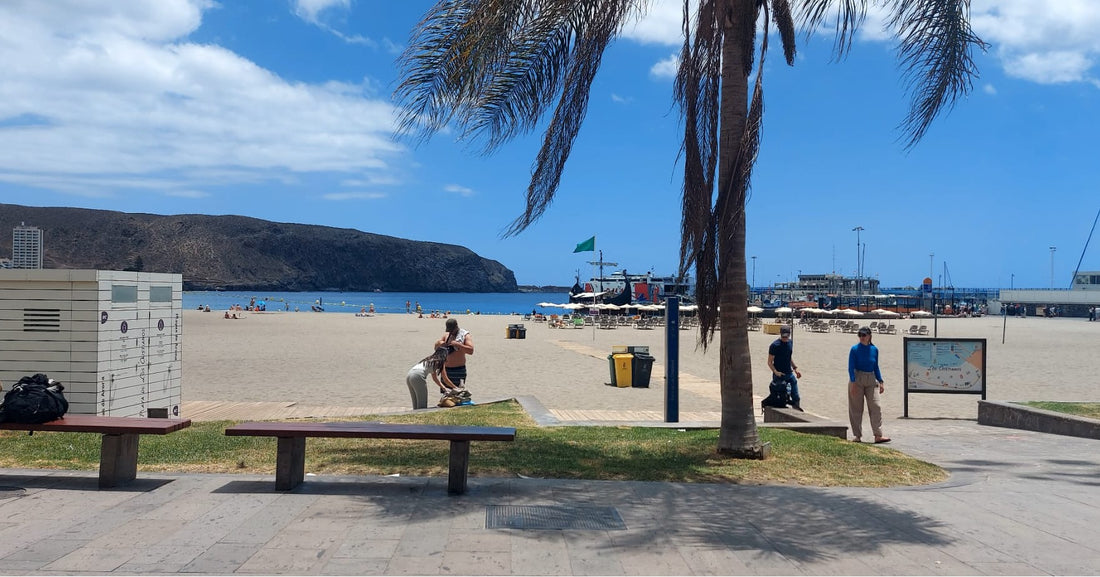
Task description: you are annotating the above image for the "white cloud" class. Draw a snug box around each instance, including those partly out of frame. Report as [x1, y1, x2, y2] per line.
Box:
[0, 0, 404, 198]
[971, 0, 1100, 85]
[444, 184, 474, 197]
[291, 0, 395, 50]
[649, 53, 679, 79]
[323, 191, 386, 200]
[610, 93, 633, 104]
[622, 0, 682, 46]
[165, 189, 210, 198]
[623, 0, 1100, 88]
[983, 83, 998, 95]
[293, 0, 349, 26]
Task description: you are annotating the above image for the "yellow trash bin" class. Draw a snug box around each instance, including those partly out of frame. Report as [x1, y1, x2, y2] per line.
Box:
[613, 353, 633, 388]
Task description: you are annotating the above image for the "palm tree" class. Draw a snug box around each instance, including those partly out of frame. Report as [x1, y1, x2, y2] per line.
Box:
[394, 0, 984, 457]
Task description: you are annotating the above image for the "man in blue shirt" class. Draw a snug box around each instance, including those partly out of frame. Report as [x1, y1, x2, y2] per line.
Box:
[767, 325, 802, 411]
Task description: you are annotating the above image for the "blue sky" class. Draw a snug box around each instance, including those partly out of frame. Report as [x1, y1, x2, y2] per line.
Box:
[1, 1, 1098, 289]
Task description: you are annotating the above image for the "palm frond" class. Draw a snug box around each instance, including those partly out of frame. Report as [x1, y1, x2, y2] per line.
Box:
[889, 0, 987, 148]
[796, 0, 865, 58]
[503, 0, 642, 235]
[771, 0, 797, 65]
[675, 0, 723, 347]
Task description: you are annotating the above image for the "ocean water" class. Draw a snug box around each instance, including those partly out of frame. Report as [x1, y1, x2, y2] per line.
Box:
[183, 290, 569, 315]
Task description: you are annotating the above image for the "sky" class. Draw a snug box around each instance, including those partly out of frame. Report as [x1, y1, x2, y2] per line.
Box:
[1, 0, 1099, 290]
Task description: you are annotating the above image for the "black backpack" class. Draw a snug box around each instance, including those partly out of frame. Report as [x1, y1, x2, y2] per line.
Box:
[0, 373, 69, 424]
[760, 376, 791, 409]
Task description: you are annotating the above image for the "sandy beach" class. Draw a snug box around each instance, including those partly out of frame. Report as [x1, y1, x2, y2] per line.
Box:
[182, 310, 1098, 423]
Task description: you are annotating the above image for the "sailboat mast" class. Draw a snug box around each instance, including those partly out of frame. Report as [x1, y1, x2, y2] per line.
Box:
[1071, 208, 1100, 288]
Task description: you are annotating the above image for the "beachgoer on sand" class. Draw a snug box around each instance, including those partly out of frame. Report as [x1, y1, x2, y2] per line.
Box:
[405, 346, 465, 409]
[434, 318, 473, 406]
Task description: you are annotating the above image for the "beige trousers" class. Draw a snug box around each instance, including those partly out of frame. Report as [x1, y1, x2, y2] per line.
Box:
[848, 370, 883, 439]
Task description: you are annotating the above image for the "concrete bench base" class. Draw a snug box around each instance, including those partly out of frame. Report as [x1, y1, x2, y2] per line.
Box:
[761, 407, 848, 439]
[978, 400, 1100, 440]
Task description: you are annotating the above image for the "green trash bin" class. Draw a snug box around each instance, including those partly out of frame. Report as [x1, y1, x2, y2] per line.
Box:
[607, 354, 617, 386]
[631, 353, 655, 388]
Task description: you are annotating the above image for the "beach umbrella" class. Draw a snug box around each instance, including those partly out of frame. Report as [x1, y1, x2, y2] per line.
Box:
[536, 302, 555, 308]
[879, 310, 901, 317]
[912, 310, 933, 317]
[747, 306, 764, 314]
[775, 307, 793, 315]
[842, 309, 864, 316]
[562, 302, 585, 310]
[680, 304, 698, 312]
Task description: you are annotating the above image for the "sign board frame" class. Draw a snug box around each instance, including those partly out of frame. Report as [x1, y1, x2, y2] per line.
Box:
[902, 337, 987, 417]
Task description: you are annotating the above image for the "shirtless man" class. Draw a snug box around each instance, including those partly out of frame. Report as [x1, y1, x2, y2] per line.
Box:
[435, 318, 474, 390]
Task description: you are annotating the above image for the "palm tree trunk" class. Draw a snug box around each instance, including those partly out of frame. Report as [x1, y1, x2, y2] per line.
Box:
[716, 0, 764, 457]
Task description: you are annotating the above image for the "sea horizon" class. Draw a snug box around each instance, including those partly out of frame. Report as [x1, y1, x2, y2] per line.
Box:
[184, 290, 568, 316]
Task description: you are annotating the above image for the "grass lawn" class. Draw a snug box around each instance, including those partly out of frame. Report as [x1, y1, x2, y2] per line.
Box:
[0, 400, 946, 487]
[1020, 401, 1100, 420]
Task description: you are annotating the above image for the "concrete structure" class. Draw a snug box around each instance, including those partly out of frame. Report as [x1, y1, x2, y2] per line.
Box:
[12, 223, 43, 269]
[1072, 269, 1100, 289]
[0, 269, 182, 417]
[978, 400, 1100, 439]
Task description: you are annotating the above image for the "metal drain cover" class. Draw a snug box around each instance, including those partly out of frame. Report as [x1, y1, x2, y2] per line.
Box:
[0, 486, 26, 498]
[486, 505, 626, 530]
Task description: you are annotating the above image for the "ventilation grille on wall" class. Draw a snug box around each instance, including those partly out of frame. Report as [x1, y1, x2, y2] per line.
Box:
[23, 309, 61, 332]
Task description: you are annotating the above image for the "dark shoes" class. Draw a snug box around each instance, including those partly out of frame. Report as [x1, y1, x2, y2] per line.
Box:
[791, 404, 804, 412]
[874, 437, 891, 444]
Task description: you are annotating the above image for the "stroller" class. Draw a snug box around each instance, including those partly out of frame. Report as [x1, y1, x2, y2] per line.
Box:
[760, 375, 793, 409]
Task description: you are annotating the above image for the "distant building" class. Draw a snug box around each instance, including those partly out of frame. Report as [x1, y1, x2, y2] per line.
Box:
[1072, 271, 1100, 290]
[778, 273, 880, 296]
[12, 223, 43, 269]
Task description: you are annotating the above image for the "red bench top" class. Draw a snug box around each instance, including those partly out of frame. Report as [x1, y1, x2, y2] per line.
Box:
[225, 421, 515, 441]
[0, 415, 191, 435]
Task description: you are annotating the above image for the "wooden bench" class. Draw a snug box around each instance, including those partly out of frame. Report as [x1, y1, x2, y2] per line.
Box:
[0, 415, 192, 488]
[224, 422, 516, 494]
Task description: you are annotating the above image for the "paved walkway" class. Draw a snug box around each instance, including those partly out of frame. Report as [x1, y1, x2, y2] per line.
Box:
[1, 410, 1098, 574]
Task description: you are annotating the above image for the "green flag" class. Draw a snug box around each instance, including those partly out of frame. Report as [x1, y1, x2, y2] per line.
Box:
[573, 236, 595, 253]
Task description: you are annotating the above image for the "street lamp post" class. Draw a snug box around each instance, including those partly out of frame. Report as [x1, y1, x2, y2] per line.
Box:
[1011, 273, 1014, 289]
[751, 255, 757, 293]
[852, 226, 864, 298]
[1049, 246, 1056, 288]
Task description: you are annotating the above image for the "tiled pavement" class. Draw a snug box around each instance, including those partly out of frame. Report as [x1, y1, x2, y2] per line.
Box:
[1, 411, 1098, 575]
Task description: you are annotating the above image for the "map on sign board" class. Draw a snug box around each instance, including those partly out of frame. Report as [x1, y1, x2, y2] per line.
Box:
[905, 339, 985, 393]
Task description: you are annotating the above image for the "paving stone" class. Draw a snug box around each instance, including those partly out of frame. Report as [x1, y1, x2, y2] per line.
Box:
[42, 546, 137, 573]
[386, 554, 444, 575]
[440, 550, 511, 575]
[179, 543, 257, 574]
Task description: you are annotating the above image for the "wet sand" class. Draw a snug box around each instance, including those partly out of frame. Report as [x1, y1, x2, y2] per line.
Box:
[182, 310, 1098, 423]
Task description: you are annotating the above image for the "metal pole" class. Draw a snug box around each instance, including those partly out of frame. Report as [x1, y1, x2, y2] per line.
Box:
[1049, 246, 1056, 289]
[852, 226, 863, 298]
[664, 297, 679, 423]
[751, 256, 756, 298]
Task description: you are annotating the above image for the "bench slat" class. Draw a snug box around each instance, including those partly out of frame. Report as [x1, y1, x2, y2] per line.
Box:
[0, 415, 191, 435]
[225, 422, 515, 441]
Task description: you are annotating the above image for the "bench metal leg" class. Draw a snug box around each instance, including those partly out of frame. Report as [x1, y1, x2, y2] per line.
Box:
[448, 440, 470, 495]
[99, 433, 139, 489]
[275, 437, 306, 490]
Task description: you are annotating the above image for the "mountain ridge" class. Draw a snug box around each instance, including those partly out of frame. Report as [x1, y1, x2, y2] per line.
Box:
[0, 204, 517, 292]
